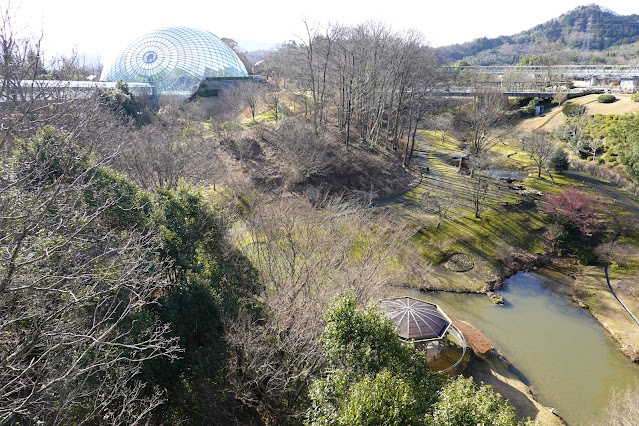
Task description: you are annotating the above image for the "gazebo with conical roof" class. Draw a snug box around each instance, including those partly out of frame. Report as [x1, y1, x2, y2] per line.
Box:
[380, 296, 466, 373]
[380, 296, 451, 342]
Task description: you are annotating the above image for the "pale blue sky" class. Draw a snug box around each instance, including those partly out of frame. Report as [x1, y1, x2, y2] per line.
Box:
[10, 0, 639, 64]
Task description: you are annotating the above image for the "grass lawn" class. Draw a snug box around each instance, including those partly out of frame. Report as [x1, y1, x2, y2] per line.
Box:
[517, 94, 639, 132]
[394, 131, 548, 292]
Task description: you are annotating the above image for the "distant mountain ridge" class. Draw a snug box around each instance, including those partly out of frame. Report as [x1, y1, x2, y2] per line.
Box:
[436, 4, 639, 65]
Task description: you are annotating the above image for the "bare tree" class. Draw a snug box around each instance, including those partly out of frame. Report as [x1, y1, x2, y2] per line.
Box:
[238, 80, 264, 121]
[466, 154, 492, 219]
[226, 197, 413, 423]
[430, 112, 454, 143]
[588, 134, 605, 162]
[0, 10, 179, 423]
[522, 130, 556, 178]
[603, 380, 639, 426]
[219, 84, 245, 120]
[453, 88, 510, 157]
[553, 92, 567, 106]
[299, 20, 335, 131]
[421, 186, 459, 229]
[262, 76, 283, 122]
[220, 80, 264, 122]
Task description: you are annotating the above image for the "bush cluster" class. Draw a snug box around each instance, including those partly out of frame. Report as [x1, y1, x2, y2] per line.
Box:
[550, 149, 570, 173]
[631, 92, 639, 102]
[446, 253, 475, 272]
[562, 102, 586, 117]
[566, 89, 604, 100]
[519, 98, 539, 118]
[597, 94, 616, 103]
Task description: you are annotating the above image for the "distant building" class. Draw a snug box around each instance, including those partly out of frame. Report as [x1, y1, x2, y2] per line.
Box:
[101, 27, 248, 101]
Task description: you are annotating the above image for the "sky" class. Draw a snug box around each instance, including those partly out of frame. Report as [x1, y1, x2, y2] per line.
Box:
[9, 0, 639, 66]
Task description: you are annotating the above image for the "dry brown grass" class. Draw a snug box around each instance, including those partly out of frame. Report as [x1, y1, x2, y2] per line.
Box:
[517, 94, 639, 133]
[575, 266, 639, 363]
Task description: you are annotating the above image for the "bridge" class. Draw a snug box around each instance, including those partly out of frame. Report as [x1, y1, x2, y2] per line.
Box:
[441, 65, 639, 79]
[439, 85, 599, 98]
[438, 65, 639, 97]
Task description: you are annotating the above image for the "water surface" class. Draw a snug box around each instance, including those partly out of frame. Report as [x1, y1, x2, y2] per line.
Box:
[412, 271, 639, 425]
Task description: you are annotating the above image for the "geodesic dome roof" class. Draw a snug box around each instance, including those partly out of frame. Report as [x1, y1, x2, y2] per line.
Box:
[101, 26, 247, 98]
[381, 297, 451, 341]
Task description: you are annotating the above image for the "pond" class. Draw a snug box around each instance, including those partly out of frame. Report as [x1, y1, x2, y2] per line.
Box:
[410, 271, 639, 425]
[482, 169, 529, 181]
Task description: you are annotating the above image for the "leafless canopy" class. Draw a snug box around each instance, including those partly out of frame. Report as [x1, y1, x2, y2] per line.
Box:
[1, 8, 180, 423]
[225, 197, 413, 422]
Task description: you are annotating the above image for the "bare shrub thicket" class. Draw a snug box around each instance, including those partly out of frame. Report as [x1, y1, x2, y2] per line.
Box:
[570, 157, 639, 196]
[603, 380, 639, 426]
[225, 197, 414, 422]
[111, 112, 225, 189]
[274, 119, 334, 185]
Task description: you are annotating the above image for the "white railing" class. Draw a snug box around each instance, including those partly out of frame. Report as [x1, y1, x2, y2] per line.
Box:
[438, 324, 467, 375]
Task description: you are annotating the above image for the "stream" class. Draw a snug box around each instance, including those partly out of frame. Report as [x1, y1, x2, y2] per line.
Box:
[409, 271, 639, 425]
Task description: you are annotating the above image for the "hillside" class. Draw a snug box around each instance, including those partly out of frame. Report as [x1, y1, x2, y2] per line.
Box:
[436, 4, 639, 65]
[517, 93, 639, 132]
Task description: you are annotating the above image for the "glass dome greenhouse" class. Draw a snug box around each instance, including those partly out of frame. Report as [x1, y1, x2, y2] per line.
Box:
[101, 27, 248, 98]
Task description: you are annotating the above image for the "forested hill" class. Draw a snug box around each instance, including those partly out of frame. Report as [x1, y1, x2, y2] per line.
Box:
[436, 4, 639, 65]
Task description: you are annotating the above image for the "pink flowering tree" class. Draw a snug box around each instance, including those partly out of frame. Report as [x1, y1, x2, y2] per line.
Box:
[544, 186, 605, 236]
[543, 186, 606, 263]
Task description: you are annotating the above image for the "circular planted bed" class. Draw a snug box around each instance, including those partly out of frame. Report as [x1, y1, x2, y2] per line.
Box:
[446, 253, 474, 272]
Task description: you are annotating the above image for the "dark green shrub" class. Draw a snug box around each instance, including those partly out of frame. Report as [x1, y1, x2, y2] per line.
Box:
[197, 87, 219, 97]
[562, 103, 586, 117]
[550, 149, 570, 173]
[631, 92, 639, 102]
[597, 94, 616, 103]
[576, 246, 598, 265]
[520, 98, 538, 117]
[566, 89, 603, 100]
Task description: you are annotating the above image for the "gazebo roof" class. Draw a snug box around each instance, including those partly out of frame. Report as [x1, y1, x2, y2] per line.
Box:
[380, 297, 451, 341]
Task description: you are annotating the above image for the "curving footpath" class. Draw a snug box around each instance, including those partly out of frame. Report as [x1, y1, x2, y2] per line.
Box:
[604, 265, 639, 326]
[372, 138, 430, 207]
[568, 169, 639, 326]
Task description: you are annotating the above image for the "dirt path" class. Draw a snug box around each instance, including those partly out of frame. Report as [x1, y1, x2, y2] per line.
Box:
[373, 139, 429, 206]
[568, 169, 639, 218]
